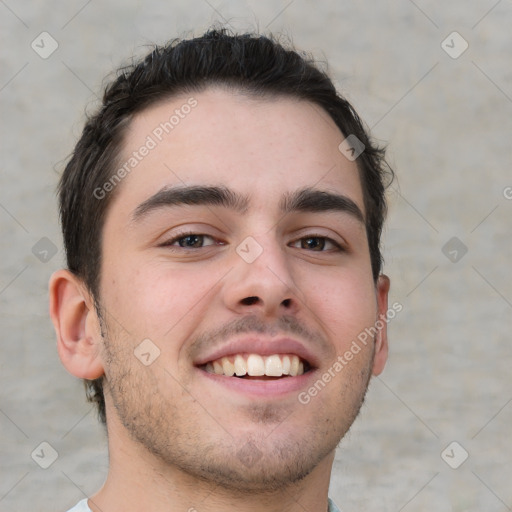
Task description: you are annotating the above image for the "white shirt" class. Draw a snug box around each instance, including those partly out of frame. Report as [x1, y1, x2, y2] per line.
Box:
[66, 497, 342, 511]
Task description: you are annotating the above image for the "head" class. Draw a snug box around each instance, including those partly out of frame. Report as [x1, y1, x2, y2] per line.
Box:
[50, 28, 393, 492]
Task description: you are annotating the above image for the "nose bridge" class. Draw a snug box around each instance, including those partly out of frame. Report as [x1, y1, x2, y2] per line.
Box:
[241, 232, 292, 286]
[224, 231, 301, 313]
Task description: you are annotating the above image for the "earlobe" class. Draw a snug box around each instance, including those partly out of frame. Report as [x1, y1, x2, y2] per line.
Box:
[372, 274, 390, 376]
[49, 269, 104, 380]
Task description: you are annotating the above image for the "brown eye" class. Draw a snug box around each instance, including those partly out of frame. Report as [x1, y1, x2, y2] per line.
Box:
[178, 234, 206, 248]
[301, 237, 326, 251]
[291, 236, 340, 252]
[163, 233, 218, 249]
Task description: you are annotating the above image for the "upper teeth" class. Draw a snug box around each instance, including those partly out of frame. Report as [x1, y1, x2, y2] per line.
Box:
[205, 354, 305, 377]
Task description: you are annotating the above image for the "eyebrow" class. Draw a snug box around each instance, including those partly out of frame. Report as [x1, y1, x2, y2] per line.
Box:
[132, 185, 249, 222]
[280, 187, 365, 223]
[131, 185, 364, 224]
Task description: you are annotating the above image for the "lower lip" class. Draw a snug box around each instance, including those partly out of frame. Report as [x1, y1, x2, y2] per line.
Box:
[196, 368, 317, 398]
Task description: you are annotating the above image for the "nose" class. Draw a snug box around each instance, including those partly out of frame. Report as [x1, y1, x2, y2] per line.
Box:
[222, 237, 303, 318]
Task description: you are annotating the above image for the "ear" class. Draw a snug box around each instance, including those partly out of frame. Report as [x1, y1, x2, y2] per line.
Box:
[372, 274, 390, 376]
[49, 269, 104, 379]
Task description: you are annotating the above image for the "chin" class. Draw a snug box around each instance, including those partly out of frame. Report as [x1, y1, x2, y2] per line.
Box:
[189, 447, 327, 493]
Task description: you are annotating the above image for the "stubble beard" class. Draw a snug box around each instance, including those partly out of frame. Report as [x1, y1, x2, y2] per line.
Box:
[98, 311, 374, 495]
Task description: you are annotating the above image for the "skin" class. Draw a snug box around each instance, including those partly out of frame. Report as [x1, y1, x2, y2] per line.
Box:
[50, 88, 390, 512]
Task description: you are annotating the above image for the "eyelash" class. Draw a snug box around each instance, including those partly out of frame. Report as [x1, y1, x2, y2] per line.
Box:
[161, 231, 343, 252]
[290, 235, 342, 252]
[160, 231, 220, 249]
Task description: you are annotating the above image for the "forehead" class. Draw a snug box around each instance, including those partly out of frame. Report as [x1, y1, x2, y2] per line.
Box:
[109, 88, 364, 220]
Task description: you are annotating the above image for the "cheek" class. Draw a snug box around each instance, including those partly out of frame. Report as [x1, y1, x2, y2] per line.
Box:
[102, 258, 219, 339]
[302, 267, 377, 349]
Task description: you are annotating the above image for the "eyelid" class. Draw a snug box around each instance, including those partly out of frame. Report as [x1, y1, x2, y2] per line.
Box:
[289, 234, 344, 251]
[154, 221, 225, 244]
[160, 231, 220, 247]
[290, 227, 347, 247]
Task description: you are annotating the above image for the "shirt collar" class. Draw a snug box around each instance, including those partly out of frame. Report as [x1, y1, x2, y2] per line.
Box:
[328, 497, 342, 512]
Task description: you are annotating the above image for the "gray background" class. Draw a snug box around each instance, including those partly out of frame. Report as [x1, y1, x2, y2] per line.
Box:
[1, 1, 511, 510]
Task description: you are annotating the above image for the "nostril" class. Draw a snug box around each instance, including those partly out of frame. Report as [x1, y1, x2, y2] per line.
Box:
[241, 296, 259, 306]
[282, 298, 291, 308]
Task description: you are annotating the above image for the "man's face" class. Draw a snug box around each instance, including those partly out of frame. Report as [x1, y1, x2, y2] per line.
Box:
[96, 88, 389, 491]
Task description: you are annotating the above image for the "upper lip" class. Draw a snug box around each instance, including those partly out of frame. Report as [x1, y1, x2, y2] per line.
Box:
[193, 337, 320, 368]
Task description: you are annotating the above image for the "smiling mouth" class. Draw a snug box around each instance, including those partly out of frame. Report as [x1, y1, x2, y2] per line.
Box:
[199, 353, 312, 379]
